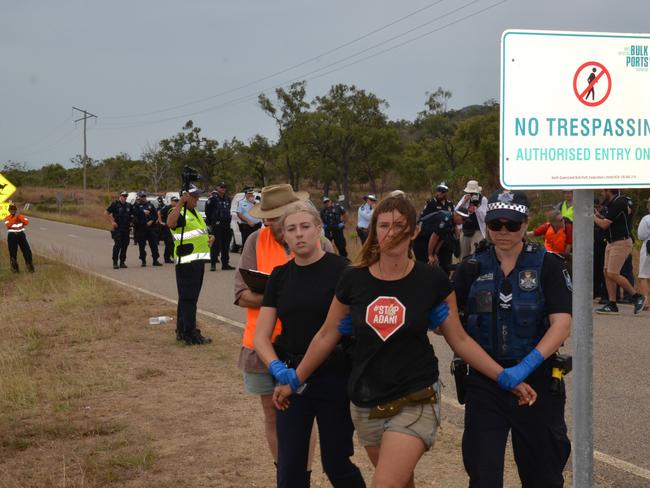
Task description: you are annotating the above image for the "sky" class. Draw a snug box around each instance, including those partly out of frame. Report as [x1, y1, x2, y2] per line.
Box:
[2, 0, 649, 169]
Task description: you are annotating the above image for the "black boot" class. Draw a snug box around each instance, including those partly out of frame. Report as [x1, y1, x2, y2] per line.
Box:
[26, 263, 35, 273]
[10, 259, 19, 273]
[141, 260, 147, 267]
[120, 262, 128, 268]
[113, 261, 119, 269]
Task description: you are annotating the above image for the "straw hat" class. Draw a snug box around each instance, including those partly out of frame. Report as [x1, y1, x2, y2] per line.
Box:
[249, 184, 309, 219]
[463, 180, 482, 194]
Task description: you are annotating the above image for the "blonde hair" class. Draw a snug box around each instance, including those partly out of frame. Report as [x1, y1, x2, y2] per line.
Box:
[280, 201, 322, 229]
[355, 196, 417, 268]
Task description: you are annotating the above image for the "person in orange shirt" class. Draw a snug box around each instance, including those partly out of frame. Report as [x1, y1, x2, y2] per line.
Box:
[4, 203, 34, 273]
[527, 209, 573, 255]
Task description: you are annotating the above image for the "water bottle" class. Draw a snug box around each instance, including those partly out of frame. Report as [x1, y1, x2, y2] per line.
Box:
[149, 316, 173, 325]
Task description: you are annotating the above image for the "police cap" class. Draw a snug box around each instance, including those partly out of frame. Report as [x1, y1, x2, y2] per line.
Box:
[485, 190, 529, 223]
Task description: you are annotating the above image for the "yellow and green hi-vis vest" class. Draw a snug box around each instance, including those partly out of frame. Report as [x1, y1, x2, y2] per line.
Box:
[560, 201, 574, 222]
[171, 208, 211, 264]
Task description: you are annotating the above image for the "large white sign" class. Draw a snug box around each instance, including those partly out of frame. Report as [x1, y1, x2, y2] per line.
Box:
[500, 30, 650, 189]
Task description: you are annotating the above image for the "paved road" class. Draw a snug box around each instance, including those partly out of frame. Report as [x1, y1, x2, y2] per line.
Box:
[18, 217, 650, 486]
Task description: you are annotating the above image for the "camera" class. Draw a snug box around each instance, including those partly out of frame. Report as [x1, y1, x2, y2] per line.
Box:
[181, 165, 201, 192]
[469, 193, 481, 206]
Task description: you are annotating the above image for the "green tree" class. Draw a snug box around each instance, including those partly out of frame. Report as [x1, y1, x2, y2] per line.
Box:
[258, 81, 310, 190]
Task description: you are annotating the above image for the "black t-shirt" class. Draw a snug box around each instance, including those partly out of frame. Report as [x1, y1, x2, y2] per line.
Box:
[106, 201, 132, 229]
[263, 252, 348, 355]
[335, 261, 452, 407]
[453, 250, 572, 317]
[604, 194, 632, 241]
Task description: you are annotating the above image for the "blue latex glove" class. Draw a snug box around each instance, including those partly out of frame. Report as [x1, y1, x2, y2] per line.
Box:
[268, 359, 301, 392]
[337, 314, 353, 336]
[337, 222, 345, 229]
[496, 348, 544, 391]
[428, 302, 449, 331]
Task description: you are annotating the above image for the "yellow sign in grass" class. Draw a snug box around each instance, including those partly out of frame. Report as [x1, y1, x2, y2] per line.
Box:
[0, 202, 10, 220]
[0, 173, 17, 204]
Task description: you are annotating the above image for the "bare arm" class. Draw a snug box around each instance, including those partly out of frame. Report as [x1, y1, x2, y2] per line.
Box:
[104, 210, 116, 227]
[238, 290, 264, 308]
[439, 292, 504, 381]
[594, 215, 612, 230]
[534, 313, 571, 359]
[253, 306, 280, 366]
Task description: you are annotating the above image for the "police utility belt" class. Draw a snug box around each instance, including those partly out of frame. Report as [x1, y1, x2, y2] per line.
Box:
[368, 386, 437, 420]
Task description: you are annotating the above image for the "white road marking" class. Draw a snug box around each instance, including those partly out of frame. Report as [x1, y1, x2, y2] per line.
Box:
[67, 234, 78, 238]
[40, 227, 48, 231]
[32, 249, 650, 483]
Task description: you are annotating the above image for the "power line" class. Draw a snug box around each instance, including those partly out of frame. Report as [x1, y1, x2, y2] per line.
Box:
[94, 0, 505, 131]
[101, 0, 448, 120]
[17, 126, 79, 158]
[10, 114, 74, 153]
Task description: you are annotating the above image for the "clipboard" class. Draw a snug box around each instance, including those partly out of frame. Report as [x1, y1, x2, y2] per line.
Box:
[239, 268, 270, 293]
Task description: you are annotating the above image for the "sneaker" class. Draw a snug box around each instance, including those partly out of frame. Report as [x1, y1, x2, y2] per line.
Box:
[222, 264, 235, 271]
[596, 303, 619, 315]
[633, 294, 647, 315]
[120, 262, 128, 268]
[152, 261, 163, 267]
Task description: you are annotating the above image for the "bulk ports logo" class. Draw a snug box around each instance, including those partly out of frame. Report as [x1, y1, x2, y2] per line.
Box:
[620, 44, 648, 71]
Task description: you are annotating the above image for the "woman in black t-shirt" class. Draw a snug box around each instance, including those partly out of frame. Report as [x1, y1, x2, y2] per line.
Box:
[274, 196, 537, 488]
[254, 201, 365, 488]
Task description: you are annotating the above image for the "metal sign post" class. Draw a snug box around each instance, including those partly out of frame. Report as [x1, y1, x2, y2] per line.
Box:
[571, 189, 594, 487]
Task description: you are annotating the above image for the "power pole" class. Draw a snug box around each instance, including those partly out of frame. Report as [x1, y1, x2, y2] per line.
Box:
[72, 107, 97, 205]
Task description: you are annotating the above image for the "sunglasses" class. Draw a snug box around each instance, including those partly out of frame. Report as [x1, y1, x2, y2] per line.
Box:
[487, 220, 523, 232]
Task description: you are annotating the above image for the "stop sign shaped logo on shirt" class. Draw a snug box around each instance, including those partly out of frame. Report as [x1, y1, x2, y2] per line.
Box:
[365, 296, 406, 341]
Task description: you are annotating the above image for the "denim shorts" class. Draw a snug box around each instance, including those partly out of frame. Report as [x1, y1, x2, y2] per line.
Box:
[243, 371, 275, 396]
[350, 382, 441, 450]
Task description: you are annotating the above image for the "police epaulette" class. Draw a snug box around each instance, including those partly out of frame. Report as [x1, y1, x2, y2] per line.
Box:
[523, 240, 540, 253]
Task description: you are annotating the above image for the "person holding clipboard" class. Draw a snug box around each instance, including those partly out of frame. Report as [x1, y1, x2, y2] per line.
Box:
[233, 184, 333, 475]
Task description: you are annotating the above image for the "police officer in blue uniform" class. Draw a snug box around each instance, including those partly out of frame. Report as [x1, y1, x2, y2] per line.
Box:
[104, 190, 133, 269]
[320, 196, 347, 257]
[205, 182, 234, 271]
[453, 190, 572, 488]
[414, 182, 456, 263]
[132, 192, 162, 267]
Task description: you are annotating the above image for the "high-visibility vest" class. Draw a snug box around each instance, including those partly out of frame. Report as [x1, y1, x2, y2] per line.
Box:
[543, 225, 568, 254]
[242, 226, 288, 349]
[4, 214, 29, 233]
[561, 201, 574, 222]
[171, 208, 210, 264]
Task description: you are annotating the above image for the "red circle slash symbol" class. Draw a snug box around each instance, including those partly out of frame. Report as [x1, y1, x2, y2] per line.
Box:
[573, 61, 611, 107]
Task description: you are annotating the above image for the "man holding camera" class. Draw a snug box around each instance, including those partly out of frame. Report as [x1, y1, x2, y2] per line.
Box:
[455, 180, 488, 260]
[167, 185, 215, 345]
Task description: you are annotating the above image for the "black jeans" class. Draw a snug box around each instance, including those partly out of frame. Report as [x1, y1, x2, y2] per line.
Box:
[276, 372, 365, 488]
[356, 227, 368, 245]
[239, 222, 261, 248]
[135, 226, 159, 263]
[462, 369, 570, 488]
[111, 228, 130, 264]
[8, 232, 33, 269]
[211, 224, 231, 267]
[161, 226, 174, 262]
[175, 261, 205, 340]
[325, 228, 347, 258]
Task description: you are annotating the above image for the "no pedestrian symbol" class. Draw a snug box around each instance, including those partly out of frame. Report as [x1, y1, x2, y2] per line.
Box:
[573, 61, 611, 107]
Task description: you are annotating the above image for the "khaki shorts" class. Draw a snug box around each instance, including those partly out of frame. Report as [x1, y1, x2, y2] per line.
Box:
[604, 238, 633, 274]
[350, 382, 441, 450]
[243, 372, 275, 396]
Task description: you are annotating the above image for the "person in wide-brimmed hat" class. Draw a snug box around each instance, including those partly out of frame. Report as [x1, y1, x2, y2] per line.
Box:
[234, 183, 332, 469]
[455, 179, 488, 259]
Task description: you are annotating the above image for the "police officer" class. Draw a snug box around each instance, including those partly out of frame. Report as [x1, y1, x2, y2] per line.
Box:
[356, 194, 376, 244]
[414, 182, 456, 262]
[132, 192, 162, 267]
[453, 189, 572, 488]
[104, 190, 133, 269]
[157, 195, 178, 264]
[423, 209, 463, 274]
[320, 196, 347, 257]
[236, 187, 262, 248]
[206, 182, 234, 271]
[166, 186, 214, 345]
